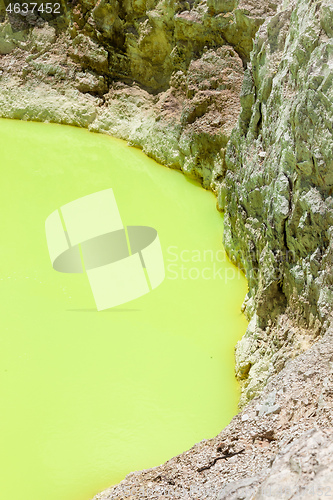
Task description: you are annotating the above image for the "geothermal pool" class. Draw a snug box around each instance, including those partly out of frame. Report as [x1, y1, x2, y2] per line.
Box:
[0, 118, 248, 500]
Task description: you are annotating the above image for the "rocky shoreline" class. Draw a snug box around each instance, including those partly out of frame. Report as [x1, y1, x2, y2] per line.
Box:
[1, 0, 333, 497]
[93, 325, 333, 499]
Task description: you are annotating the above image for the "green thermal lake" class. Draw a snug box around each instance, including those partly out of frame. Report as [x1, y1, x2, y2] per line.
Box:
[0, 118, 248, 500]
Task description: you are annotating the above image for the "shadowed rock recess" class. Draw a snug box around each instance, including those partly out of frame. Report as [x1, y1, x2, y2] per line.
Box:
[1, 0, 333, 497]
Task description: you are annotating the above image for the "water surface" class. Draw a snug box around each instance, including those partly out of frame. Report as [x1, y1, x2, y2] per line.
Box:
[0, 118, 248, 500]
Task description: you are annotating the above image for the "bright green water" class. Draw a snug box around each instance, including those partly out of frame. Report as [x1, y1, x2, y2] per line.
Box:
[0, 118, 248, 500]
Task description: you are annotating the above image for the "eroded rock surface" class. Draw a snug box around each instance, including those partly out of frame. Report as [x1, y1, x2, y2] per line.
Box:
[0, 0, 274, 189]
[223, 0, 333, 404]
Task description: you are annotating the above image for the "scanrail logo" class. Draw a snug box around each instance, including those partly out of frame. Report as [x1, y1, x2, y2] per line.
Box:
[45, 189, 165, 310]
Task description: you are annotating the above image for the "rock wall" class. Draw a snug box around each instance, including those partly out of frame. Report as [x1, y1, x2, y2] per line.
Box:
[0, 0, 275, 189]
[223, 0, 333, 405]
[67, 0, 269, 92]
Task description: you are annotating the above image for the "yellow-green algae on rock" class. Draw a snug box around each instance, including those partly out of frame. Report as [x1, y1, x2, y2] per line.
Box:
[0, 118, 247, 500]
